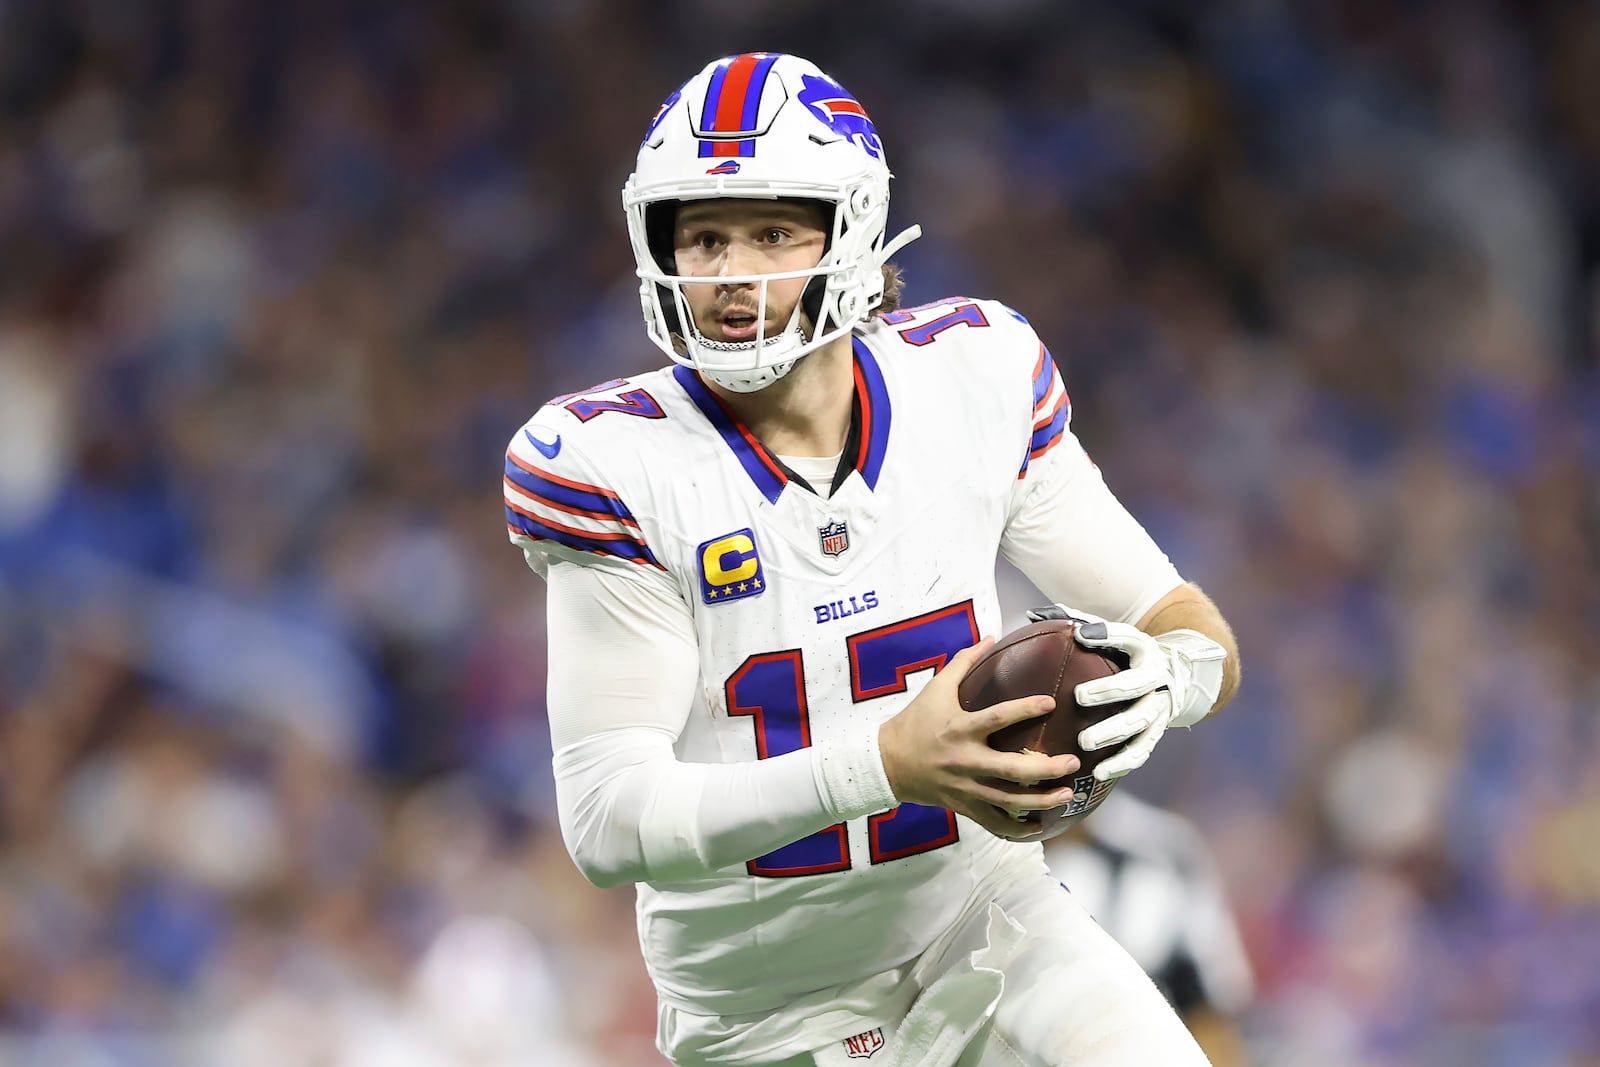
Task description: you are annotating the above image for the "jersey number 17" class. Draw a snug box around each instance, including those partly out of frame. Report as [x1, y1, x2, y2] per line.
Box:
[725, 602, 978, 877]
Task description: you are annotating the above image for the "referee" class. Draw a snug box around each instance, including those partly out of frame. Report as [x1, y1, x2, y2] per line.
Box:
[1043, 790, 1256, 1066]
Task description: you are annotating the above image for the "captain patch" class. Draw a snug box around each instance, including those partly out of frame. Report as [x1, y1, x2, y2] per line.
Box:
[698, 528, 766, 605]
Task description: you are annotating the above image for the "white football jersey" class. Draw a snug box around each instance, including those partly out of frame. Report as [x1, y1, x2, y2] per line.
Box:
[504, 297, 1150, 1020]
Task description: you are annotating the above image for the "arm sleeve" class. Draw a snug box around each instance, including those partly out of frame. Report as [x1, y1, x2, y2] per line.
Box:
[1000, 433, 1185, 626]
[545, 561, 898, 888]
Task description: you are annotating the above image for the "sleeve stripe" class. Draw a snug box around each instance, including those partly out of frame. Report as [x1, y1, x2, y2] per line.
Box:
[505, 451, 624, 501]
[1019, 391, 1072, 478]
[506, 522, 661, 568]
[502, 476, 641, 531]
[504, 497, 644, 543]
[1027, 430, 1068, 464]
[505, 510, 663, 568]
[1031, 344, 1053, 410]
[1029, 393, 1071, 455]
[503, 455, 639, 526]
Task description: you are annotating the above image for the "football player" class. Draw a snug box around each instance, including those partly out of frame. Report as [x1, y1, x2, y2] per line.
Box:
[504, 52, 1241, 1067]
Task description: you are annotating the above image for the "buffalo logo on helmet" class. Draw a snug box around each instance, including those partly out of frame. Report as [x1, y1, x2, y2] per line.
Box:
[797, 74, 882, 159]
[642, 86, 683, 145]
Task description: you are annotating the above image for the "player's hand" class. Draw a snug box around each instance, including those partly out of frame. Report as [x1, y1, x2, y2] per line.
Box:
[878, 637, 1081, 841]
[1026, 605, 1226, 781]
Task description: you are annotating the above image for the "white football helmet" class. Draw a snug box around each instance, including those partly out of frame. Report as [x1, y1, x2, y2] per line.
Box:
[623, 53, 921, 392]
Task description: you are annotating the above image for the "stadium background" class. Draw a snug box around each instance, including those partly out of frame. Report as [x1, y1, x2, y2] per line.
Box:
[0, 0, 1597, 1064]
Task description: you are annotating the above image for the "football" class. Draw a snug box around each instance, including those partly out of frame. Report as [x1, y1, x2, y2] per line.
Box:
[956, 619, 1133, 828]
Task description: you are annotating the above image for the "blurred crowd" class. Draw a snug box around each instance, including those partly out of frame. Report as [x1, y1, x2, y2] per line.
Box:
[0, 0, 1596, 1064]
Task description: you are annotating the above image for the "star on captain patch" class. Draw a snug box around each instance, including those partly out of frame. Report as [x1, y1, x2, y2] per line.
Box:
[818, 519, 850, 558]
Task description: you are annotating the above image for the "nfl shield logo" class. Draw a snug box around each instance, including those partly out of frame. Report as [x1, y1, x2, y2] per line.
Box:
[818, 519, 850, 557]
[842, 1027, 885, 1058]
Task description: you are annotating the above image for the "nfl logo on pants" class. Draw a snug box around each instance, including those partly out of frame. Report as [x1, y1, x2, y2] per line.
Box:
[842, 1027, 884, 1059]
[819, 519, 849, 557]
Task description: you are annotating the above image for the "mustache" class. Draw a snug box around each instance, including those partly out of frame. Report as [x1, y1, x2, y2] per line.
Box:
[714, 296, 767, 316]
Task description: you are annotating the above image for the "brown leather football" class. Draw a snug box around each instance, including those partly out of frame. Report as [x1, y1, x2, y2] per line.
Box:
[956, 619, 1132, 828]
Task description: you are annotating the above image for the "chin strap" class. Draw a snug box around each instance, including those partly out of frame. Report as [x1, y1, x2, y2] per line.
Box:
[696, 324, 809, 392]
[703, 359, 799, 393]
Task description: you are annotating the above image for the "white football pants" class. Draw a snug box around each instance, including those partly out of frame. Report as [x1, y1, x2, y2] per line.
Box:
[808, 871, 1211, 1067]
[660, 866, 1210, 1067]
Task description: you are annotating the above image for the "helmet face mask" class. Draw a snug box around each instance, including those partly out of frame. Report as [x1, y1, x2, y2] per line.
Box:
[623, 53, 920, 392]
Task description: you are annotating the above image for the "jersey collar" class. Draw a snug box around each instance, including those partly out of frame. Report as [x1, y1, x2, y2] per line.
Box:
[672, 337, 892, 505]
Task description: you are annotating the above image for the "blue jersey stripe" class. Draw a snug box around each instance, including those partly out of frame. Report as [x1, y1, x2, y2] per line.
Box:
[506, 508, 661, 567]
[503, 455, 637, 525]
[673, 365, 788, 504]
[1029, 396, 1070, 454]
[852, 338, 893, 490]
[1032, 345, 1055, 410]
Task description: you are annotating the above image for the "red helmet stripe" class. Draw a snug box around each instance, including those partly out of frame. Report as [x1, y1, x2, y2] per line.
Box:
[712, 54, 762, 133]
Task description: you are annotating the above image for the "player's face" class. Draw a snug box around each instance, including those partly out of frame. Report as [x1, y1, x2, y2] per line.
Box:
[672, 200, 829, 343]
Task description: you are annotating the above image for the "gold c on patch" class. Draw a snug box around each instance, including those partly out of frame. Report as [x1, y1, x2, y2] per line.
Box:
[697, 528, 766, 605]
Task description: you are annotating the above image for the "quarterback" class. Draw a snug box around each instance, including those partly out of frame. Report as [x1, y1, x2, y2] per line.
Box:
[504, 53, 1241, 1067]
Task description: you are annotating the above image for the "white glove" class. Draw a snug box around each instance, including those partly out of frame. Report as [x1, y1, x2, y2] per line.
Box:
[1025, 604, 1226, 781]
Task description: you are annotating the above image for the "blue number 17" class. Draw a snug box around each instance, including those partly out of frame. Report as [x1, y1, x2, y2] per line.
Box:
[724, 602, 978, 878]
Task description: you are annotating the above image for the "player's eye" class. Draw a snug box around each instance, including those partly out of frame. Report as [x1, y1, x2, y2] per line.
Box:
[692, 231, 722, 251]
[761, 228, 787, 244]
